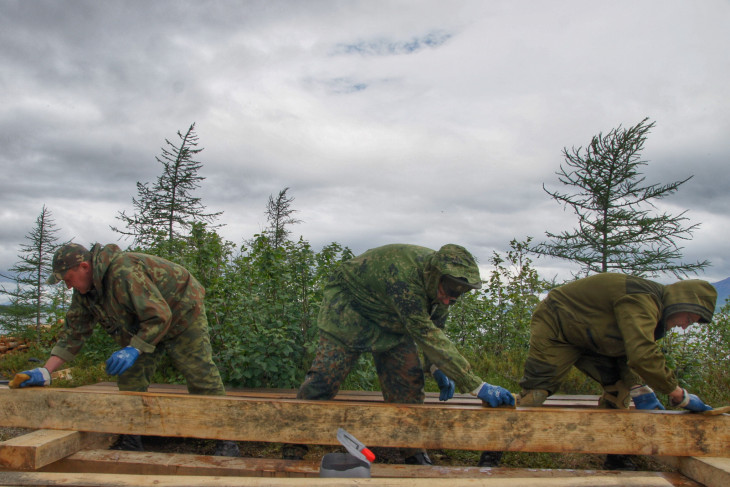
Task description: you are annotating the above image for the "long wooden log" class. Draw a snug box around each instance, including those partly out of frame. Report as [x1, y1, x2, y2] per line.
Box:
[40, 449, 700, 486]
[0, 388, 728, 456]
[0, 471, 683, 486]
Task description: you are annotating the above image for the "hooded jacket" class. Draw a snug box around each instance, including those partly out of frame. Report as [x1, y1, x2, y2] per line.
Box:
[544, 273, 717, 394]
[317, 243, 484, 392]
[51, 244, 206, 362]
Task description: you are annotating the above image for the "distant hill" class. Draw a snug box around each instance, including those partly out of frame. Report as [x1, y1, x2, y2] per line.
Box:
[712, 277, 730, 311]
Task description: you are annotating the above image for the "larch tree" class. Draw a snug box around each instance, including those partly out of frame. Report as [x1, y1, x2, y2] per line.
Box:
[532, 117, 709, 278]
[112, 123, 221, 254]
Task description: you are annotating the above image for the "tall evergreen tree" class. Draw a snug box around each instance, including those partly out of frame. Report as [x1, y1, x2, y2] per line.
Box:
[532, 118, 708, 278]
[0, 205, 65, 340]
[112, 123, 221, 254]
[264, 187, 301, 249]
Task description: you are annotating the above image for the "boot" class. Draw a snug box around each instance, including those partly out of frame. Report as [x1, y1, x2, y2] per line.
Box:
[281, 443, 308, 460]
[110, 434, 144, 451]
[213, 440, 241, 457]
[603, 454, 637, 471]
[478, 451, 503, 467]
[404, 451, 433, 465]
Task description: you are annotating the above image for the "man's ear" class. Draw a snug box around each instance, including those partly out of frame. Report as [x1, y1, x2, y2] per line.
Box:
[79, 261, 92, 272]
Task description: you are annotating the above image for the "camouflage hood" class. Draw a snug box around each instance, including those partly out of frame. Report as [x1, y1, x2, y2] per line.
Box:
[89, 243, 123, 291]
[661, 279, 717, 325]
[423, 244, 482, 298]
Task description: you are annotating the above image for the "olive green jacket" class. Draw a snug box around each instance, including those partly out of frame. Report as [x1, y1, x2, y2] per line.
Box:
[318, 243, 484, 392]
[545, 273, 717, 394]
[51, 244, 206, 362]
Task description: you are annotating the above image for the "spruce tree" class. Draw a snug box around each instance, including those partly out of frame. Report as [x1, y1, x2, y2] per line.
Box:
[0, 205, 65, 340]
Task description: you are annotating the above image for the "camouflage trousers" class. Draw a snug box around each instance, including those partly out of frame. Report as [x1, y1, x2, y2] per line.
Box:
[297, 332, 426, 460]
[298, 332, 425, 404]
[519, 299, 641, 398]
[117, 313, 225, 396]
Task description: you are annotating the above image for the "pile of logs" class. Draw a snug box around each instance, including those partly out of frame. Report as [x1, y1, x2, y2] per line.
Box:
[0, 336, 30, 357]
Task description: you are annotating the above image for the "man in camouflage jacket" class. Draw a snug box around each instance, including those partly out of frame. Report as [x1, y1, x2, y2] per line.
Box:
[284, 243, 515, 465]
[481, 272, 718, 469]
[10, 242, 240, 457]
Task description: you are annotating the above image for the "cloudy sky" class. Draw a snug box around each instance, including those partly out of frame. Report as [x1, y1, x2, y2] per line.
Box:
[1, 0, 729, 287]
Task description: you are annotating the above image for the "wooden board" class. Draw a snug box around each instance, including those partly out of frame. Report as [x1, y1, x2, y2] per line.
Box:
[77, 382, 604, 408]
[0, 430, 81, 470]
[0, 430, 112, 471]
[1, 388, 727, 456]
[0, 471, 683, 486]
[655, 456, 730, 487]
[40, 449, 701, 486]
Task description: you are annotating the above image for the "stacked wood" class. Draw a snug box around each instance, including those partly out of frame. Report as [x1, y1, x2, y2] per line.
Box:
[0, 336, 30, 356]
[0, 385, 727, 486]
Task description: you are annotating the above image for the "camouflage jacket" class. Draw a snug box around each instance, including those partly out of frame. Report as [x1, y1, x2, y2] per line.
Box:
[544, 273, 717, 394]
[51, 244, 206, 362]
[318, 244, 484, 392]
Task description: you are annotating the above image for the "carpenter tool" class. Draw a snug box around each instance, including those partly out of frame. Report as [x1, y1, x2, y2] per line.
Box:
[336, 428, 376, 463]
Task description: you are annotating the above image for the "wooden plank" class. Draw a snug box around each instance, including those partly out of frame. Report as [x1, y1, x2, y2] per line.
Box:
[0, 471, 680, 486]
[77, 383, 602, 407]
[0, 430, 81, 470]
[1, 388, 727, 456]
[41, 449, 701, 486]
[655, 456, 730, 487]
[0, 430, 113, 470]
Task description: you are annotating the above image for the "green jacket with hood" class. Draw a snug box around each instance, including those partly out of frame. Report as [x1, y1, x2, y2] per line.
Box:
[544, 273, 717, 394]
[51, 244, 206, 362]
[317, 243, 484, 392]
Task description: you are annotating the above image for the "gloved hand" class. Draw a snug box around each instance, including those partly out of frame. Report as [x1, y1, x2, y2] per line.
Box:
[105, 346, 140, 376]
[432, 368, 455, 401]
[475, 382, 515, 408]
[673, 388, 712, 413]
[630, 385, 665, 410]
[9, 367, 51, 389]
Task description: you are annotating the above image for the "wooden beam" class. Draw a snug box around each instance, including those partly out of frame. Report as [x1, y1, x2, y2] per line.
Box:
[0, 430, 113, 470]
[0, 471, 682, 486]
[41, 449, 700, 486]
[655, 456, 730, 487]
[0, 430, 81, 470]
[1, 388, 727, 456]
[78, 382, 603, 407]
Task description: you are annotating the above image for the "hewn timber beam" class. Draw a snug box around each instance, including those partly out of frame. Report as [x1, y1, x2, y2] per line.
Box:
[78, 382, 603, 407]
[0, 471, 682, 487]
[0, 388, 728, 456]
[0, 430, 81, 471]
[654, 455, 730, 487]
[41, 449, 699, 486]
[0, 430, 112, 471]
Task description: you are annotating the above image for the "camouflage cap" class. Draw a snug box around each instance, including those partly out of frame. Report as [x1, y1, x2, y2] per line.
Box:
[47, 243, 91, 284]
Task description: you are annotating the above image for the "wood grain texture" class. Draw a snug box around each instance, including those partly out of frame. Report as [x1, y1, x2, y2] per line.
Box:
[1, 388, 727, 456]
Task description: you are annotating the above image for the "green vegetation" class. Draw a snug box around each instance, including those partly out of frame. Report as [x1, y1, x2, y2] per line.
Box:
[1, 121, 727, 469]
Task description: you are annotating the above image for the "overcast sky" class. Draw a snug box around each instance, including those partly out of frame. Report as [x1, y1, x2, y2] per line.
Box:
[1, 0, 729, 288]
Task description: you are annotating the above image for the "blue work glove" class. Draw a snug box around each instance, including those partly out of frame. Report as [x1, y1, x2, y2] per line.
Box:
[8, 367, 51, 388]
[431, 368, 455, 401]
[630, 385, 665, 410]
[673, 388, 712, 413]
[105, 346, 140, 376]
[475, 382, 515, 408]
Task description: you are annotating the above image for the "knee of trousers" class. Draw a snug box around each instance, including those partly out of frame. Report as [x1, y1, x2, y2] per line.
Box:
[517, 389, 549, 407]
